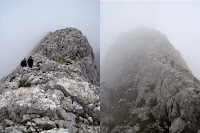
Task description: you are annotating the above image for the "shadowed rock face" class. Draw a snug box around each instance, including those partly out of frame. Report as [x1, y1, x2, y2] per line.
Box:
[0, 27, 100, 132]
[101, 27, 200, 133]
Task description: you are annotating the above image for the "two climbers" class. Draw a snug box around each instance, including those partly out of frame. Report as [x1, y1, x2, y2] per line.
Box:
[21, 56, 33, 68]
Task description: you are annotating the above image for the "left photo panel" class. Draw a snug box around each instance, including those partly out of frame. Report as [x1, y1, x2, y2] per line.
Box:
[0, 0, 100, 132]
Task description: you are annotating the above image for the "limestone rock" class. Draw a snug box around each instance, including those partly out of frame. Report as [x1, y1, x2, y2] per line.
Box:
[0, 27, 99, 132]
[33, 117, 56, 130]
[40, 128, 70, 133]
[101, 27, 200, 132]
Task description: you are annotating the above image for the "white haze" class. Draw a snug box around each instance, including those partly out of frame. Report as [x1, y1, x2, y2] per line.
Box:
[101, 1, 200, 79]
[0, 0, 100, 80]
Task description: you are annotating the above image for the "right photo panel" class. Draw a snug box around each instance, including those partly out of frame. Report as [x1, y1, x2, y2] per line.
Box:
[101, 1, 200, 133]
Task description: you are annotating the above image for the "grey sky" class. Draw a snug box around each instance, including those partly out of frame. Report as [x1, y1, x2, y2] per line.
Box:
[101, 1, 200, 79]
[0, 0, 99, 79]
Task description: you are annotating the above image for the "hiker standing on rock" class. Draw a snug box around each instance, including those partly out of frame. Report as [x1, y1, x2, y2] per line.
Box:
[21, 58, 27, 67]
[28, 56, 33, 68]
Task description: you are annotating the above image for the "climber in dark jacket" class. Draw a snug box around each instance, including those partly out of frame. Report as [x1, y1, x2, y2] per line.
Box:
[21, 58, 27, 67]
[28, 56, 33, 68]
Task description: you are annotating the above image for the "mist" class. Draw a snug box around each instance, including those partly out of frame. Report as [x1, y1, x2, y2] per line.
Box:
[101, 1, 200, 80]
[0, 0, 100, 80]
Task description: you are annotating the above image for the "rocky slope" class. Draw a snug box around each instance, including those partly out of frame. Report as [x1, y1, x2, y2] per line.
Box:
[101, 27, 200, 133]
[0, 27, 100, 133]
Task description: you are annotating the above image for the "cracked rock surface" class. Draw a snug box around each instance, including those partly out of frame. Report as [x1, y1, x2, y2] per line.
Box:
[101, 27, 200, 133]
[0, 27, 99, 133]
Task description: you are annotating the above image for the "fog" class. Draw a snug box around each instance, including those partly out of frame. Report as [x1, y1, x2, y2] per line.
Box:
[0, 0, 100, 80]
[101, 1, 200, 79]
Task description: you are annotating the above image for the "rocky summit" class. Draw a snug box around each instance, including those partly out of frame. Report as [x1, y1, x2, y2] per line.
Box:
[0, 28, 100, 133]
[101, 27, 200, 133]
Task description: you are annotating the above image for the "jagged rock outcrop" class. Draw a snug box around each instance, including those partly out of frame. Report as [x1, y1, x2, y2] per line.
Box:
[0, 27, 100, 133]
[101, 27, 200, 133]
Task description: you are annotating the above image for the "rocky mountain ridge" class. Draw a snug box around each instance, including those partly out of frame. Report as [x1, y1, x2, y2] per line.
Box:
[101, 27, 200, 133]
[0, 27, 100, 133]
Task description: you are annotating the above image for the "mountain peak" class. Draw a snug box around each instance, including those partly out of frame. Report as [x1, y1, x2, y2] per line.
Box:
[33, 27, 94, 64]
[101, 28, 200, 133]
[0, 27, 100, 132]
[102, 28, 190, 85]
